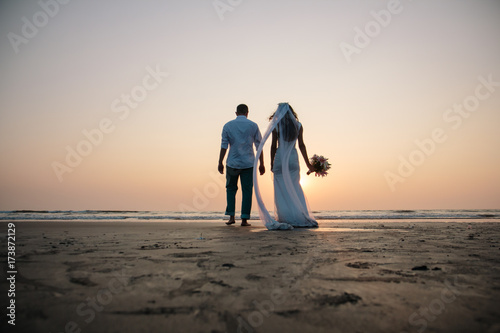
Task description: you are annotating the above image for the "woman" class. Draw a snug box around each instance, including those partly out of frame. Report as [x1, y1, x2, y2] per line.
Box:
[253, 103, 318, 230]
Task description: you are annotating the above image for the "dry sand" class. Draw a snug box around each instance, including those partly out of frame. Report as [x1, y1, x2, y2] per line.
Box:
[1, 220, 499, 333]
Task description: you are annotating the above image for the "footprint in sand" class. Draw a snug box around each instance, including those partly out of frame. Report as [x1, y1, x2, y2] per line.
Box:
[313, 292, 362, 307]
[346, 262, 376, 269]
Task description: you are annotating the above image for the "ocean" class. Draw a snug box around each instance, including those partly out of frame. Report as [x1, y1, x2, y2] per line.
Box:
[0, 209, 498, 221]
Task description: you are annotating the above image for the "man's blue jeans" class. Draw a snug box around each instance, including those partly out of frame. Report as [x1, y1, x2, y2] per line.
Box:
[225, 166, 253, 219]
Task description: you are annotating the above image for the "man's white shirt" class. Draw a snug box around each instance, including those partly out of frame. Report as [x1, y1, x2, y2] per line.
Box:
[221, 115, 262, 169]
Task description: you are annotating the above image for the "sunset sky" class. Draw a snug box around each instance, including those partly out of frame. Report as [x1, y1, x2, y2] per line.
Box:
[1, 0, 499, 211]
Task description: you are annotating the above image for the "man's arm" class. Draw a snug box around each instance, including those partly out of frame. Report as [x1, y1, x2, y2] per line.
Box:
[258, 150, 265, 175]
[255, 126, 265, 175]
[219, 125, 229, 174]
[218, 148, 227, 174]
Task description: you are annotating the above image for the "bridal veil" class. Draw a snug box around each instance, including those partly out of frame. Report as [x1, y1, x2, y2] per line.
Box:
[253, 103, 317, 230]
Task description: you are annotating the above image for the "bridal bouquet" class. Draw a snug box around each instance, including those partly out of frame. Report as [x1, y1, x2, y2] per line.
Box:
[308, 154, 331, 177]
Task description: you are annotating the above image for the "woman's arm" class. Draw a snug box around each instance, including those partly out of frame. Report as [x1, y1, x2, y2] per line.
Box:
[298, 126, 315, 174]
[270, 129, 278, 171]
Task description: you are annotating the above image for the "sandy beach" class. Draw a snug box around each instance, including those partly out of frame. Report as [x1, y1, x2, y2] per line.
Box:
[1, 220, 500, 333]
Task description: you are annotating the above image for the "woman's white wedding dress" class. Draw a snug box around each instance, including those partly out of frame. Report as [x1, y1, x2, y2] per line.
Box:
[253, 103, 318, 230]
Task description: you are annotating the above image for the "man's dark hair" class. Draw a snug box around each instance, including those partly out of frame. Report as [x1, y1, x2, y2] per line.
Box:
[236, 104, 248, 115]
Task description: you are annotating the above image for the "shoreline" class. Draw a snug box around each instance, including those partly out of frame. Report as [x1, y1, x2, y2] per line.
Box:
[1, 218, 499, 223]
[1, 220, 499, 332]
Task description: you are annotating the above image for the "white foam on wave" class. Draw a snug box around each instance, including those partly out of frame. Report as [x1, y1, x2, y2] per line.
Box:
[0, 210, 498, 221]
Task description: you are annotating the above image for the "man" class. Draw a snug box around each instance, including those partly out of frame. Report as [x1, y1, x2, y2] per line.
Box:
[218, 104, 265, 226]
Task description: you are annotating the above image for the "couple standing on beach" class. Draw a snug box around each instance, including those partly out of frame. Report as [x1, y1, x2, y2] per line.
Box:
[218, 103, 318, 230]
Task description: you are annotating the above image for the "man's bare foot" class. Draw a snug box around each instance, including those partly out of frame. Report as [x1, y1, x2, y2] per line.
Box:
[241, 219, 251, 227]
[226, 217, 235, 225]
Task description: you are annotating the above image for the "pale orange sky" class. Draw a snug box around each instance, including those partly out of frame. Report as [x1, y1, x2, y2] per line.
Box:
[0, 0, 499, 211]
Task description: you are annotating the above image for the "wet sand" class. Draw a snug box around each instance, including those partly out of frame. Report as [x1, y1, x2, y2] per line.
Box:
[1, 220, 499, 333]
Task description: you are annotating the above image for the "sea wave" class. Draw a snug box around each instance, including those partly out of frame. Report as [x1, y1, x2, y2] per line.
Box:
[0, 210, 498, 221]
